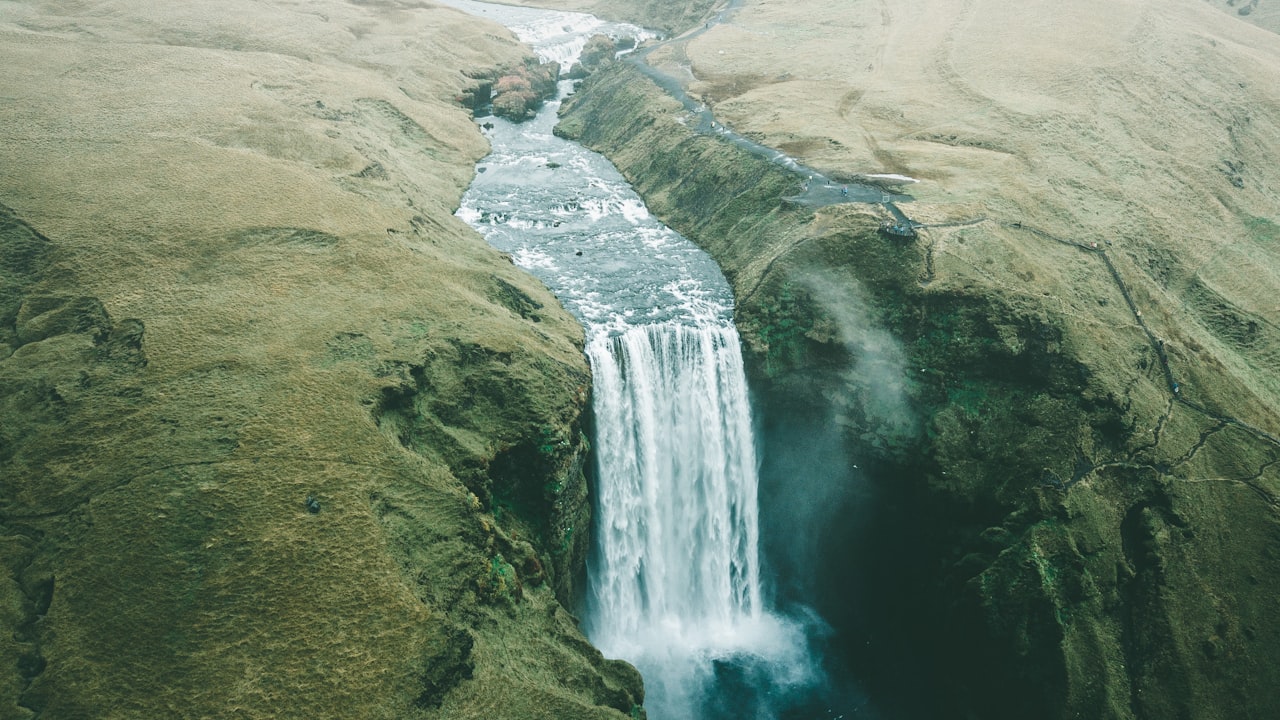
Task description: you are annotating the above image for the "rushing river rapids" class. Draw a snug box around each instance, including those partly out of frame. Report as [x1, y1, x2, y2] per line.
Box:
[440, 1, 822, 717]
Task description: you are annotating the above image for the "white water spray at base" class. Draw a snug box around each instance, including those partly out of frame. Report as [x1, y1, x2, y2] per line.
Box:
[586, 323, 814, 718]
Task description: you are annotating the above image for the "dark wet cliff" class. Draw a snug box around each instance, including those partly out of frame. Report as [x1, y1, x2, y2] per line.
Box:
[558, 61, 1280, 720]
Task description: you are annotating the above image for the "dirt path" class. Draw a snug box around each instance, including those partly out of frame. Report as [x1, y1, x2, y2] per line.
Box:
[995, 220, 1280, 501]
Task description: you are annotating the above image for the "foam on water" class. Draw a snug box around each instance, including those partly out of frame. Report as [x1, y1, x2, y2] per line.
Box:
[586, 325, 817, 719]
[435, 0, 658, 66]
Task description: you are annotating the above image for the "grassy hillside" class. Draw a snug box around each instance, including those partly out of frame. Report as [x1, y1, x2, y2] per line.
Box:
[0, 1, 640, 718]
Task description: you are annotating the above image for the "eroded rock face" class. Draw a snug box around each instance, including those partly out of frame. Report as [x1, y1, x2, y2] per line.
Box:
[369, 327, 594, 607]
[0, 205, 152, 718]
[559, 61, 1280, 720]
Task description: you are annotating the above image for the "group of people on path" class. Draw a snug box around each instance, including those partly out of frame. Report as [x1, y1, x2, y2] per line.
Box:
[799, 175, 848, 197]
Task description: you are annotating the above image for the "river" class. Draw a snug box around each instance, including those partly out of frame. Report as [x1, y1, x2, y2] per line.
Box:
[439, 1, 824, 718]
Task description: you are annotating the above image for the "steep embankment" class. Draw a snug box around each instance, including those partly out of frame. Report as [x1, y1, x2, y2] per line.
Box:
[557, 1, 1280, 715]
[0, 1, 640, 718]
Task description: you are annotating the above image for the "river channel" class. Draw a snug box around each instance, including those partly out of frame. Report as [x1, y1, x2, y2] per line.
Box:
[438, 1, 840, 718]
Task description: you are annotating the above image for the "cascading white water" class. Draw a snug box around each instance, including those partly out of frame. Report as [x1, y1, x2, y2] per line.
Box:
[587, 323, 813, 717]
[588, 324, 761, 629]
[442, 1, 818, 715]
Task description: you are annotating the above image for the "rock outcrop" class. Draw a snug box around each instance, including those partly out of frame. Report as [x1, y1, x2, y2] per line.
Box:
[491, 59, 562, 121]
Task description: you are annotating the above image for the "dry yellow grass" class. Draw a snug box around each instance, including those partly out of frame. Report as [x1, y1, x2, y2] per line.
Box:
[544, 1, 1280, 715]
[535, 0, 1280, 468]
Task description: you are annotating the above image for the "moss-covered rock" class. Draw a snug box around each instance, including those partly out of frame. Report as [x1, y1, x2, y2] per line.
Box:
[567, 35, 618, 79]
[491, 59, 562, 121]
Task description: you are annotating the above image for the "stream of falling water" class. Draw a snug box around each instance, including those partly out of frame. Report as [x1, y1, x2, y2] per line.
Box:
[441, 2, 818, 716]
[586, 324, 815, 718]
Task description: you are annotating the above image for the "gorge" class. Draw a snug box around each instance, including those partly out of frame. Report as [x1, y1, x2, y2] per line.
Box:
[3, 1, 1280, 719]
[443, 4, 820, 716]
[549, 2, 1280, 718]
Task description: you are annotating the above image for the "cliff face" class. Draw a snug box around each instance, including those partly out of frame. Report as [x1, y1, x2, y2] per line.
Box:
[558, 47, 1280, 719]
[0, 1, 640, 718]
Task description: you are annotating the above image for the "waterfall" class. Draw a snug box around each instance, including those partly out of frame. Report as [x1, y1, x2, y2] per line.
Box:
[442, 1, 819, 714]
[587, 323, 761, 627]
[586, 323, 813, 718]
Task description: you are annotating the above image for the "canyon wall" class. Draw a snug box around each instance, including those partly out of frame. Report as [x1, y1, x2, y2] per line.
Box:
[5, 0, 1279, 717]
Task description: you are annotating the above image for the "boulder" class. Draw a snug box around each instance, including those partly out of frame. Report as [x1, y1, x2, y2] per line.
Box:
[491, 59, 561, 120]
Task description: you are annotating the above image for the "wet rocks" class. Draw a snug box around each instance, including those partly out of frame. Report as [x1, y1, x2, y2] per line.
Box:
[491, 59, 561, 121]
[568, 34, 618, 79]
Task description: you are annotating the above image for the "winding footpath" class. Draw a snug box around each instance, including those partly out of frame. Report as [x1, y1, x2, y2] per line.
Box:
[993, 221, 1280, 503]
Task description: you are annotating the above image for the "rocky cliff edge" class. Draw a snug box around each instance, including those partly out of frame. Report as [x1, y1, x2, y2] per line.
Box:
[556, 0, 1280, 713]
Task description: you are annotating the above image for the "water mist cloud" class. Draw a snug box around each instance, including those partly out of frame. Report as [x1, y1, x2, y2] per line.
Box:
[801, 271, 916, 445]
[757, 269, 918, 602]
